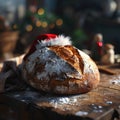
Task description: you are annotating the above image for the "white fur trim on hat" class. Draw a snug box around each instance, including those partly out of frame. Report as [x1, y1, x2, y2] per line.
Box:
[36, 35, 72, 49]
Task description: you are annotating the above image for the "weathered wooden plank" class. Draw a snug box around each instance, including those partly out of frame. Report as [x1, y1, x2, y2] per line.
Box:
[33, 86, 120, 119]
[0, 64, 119, 120]
[99, 65, 120, 91]
[0, 84, 119, 120]
[0, 94, 31, 120]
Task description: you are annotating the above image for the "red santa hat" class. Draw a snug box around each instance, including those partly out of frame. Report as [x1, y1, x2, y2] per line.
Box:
[24, 33, 72, 60]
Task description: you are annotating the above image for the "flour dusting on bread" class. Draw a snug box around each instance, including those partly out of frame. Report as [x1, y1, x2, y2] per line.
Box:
[25, 47, 82, 81]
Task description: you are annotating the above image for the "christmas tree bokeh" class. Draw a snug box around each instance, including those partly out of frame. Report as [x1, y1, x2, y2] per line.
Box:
[9, 7, 64, 54]
[12, 7, 63, 35]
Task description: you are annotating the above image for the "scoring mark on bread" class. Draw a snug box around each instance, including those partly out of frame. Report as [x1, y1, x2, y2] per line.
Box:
[22, 45, 100, 94]
[49, 46, 84, 74]
[25, 47, 82, 82]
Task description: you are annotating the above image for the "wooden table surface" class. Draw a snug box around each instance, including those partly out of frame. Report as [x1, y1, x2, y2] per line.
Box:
[0, 64, 120, 120]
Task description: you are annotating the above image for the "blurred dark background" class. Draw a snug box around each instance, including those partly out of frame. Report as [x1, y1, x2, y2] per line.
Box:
[0, 0, 120, 61]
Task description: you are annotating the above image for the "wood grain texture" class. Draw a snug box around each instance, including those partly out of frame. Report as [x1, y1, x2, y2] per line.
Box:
[0, 64, 120, 120]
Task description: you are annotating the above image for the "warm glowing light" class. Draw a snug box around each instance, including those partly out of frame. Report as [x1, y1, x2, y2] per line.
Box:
[38, 8, 45, 15]
[49, 23, 55, 29]
[56, 19, 63, 26]
[36, 20, 41, 27]
[41, 22, 48, 28]
[110, 1, 117, 12]
[26, 25, 33, 32]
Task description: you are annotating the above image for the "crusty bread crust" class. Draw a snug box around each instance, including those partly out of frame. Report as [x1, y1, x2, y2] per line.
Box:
[22, 46, 100, 94]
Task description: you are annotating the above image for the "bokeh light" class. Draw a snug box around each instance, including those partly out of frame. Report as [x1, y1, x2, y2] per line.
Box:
[25, 24, 33, 32]
[38, 8, 45, 15]
[56, 19, 63, 26]
[36, 20, 41, 27]
[41, 21, 48, 28]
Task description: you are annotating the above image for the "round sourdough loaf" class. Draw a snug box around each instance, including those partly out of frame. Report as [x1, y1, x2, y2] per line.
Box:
[22, 34, 100, 94]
